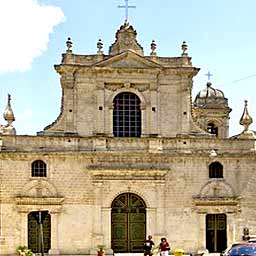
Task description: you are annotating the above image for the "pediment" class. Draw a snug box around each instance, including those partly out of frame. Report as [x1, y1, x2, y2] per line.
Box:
[95, 51, 161, 69]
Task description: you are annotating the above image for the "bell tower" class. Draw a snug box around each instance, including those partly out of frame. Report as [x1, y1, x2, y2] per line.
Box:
[193, 81, 231, 138]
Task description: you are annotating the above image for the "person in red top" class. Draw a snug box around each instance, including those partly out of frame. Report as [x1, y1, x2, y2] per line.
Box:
[159, 237, 171, 256]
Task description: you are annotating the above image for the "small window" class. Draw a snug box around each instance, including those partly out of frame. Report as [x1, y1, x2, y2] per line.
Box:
[32, 160, 47, 177]
[209, 162, 223, 178]
[207, 122, 218, 136]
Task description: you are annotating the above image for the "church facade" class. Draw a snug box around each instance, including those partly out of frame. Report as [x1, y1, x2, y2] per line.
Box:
[1, 20, 256, 256]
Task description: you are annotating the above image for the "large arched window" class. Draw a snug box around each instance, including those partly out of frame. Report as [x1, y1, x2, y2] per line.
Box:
[31, 160, 47, 177]
[113, 92, 141, 137]
[209, 161, 223, 178]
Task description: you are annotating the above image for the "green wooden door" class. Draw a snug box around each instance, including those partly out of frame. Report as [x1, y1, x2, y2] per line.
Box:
[206, 214, 227, 253]
[111, 193, 146, 253]
[28, 211, 51, 253]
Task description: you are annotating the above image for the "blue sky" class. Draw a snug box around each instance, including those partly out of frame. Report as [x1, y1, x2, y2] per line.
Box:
[0, 0, 256, 136]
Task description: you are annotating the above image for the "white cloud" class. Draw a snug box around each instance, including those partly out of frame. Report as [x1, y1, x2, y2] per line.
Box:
[0, 0, 65, 73]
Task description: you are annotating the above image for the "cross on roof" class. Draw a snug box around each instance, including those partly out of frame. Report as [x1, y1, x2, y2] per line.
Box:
[118, 0, 136, 21]
[205, 71, 213, 81]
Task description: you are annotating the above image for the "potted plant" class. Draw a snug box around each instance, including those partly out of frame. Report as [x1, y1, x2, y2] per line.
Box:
[97, 244, 105, 256]
[16, 245, 33, 256]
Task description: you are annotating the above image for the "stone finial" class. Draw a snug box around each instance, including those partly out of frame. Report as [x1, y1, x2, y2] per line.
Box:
[97, 39, 104, 54]
[181, 41, 188, 56]
[3, 94, 15, 126]
[239, 100, 253, 132]
[150, 40, 157, 56]
[66, 37, 73, 53]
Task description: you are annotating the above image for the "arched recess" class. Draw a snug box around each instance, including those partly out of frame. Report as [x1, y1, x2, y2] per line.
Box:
[111, 193, 146, 253]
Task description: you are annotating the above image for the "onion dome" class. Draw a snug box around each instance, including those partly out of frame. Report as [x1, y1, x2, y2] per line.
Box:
[194, 82, 228, 108]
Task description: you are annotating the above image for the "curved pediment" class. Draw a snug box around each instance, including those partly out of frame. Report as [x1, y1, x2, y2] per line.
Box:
[19, 179, 58, 197]
[197, 180, 236, 198]
[95, 50, 161, 69]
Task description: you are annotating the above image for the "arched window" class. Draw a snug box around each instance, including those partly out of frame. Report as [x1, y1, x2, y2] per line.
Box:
[32, 160, 47, 177]
[113, 92, 141, 137]
[209, 162, 223, 178]
[207, 122, 218, 136]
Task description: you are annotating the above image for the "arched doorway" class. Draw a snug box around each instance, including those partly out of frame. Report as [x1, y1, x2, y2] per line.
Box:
[28, 211, 51, 253]
[206, 214, 227, 253]
[111, 193, 146, 252]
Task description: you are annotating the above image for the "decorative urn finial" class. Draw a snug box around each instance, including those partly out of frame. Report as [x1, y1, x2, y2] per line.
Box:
[3, 94, 15, 126]
[66, 37, 73, 53]
[239, 100, 253, 132]
[181, 41, 188, 56]
[97, 39, 104, 54]
[150, 40, 157, 56]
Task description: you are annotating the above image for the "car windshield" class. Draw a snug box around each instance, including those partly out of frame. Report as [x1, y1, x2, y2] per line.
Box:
[229, 245, 256, 256]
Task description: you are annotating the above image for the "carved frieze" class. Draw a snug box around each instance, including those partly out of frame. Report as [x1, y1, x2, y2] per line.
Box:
[130, 83, 149, 92]
[104, 83, 124, 91]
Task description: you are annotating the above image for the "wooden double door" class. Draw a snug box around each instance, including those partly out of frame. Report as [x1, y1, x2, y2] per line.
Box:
[206, 214, 227, 253]
[28, 211, 51, 253]
[111, 193, 146, 253]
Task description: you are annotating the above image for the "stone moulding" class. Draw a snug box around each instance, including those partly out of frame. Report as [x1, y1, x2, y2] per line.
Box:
[192, 196, 241, 213]
[89, 169, 167, 181]
[15, 196, 64, 206]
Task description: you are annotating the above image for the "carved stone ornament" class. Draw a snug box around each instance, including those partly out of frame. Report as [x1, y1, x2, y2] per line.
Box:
[109, 21, 144, 56]
[104, 83, 124, 91]
[130, 83, 149, 92]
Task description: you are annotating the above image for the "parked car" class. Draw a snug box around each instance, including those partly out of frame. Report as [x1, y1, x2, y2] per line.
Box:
[227, 243, 256, 256]
[221, 242, 244, 256]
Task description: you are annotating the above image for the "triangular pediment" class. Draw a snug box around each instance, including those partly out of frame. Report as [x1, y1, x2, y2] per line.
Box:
[95, 51, 161, 69]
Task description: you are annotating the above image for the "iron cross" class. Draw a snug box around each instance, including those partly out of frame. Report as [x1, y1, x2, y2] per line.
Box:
[118, 0, 136, 21]
[205, 71, 213, 81]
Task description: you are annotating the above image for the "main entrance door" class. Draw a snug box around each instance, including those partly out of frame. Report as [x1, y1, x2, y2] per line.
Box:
[206, 214, 227, 253]
[28, 211, 51, 253]
[111, 193, 146, 253]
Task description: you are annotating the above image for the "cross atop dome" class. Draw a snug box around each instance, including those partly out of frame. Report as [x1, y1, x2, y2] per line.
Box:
[205, 71, 213, 81]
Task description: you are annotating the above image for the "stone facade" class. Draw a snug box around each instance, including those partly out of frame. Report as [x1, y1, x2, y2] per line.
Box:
[1, 21, 256, 255]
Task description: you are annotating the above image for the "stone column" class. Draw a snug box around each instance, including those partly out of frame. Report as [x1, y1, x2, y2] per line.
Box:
[146, 208, 156, 237]
[102, 207, 113, 255]
[150, 89, 158, 135]
[108, 104, 114, 136]
[141, 103, 147, 137]
[179, 77, 191, 134]
[197, 213, 206, 250]
[48, 210, 60, 255]
[95, 83, 105, 135]
[226, 213, 235, 246]
[20, 210, 29, 246]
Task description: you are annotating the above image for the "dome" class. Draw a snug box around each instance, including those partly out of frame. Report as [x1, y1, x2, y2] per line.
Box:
[196, 82, 224, 99]
[194, 82, 228, 107]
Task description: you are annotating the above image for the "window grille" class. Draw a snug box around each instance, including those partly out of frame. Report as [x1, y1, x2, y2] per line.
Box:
[32, 160, 47, 177]
[209, 162, 223, 178]
[113, 92, 141, 137]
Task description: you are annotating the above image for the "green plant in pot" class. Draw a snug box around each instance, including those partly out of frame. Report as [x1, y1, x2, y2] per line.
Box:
[16, 245, 33, 256]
